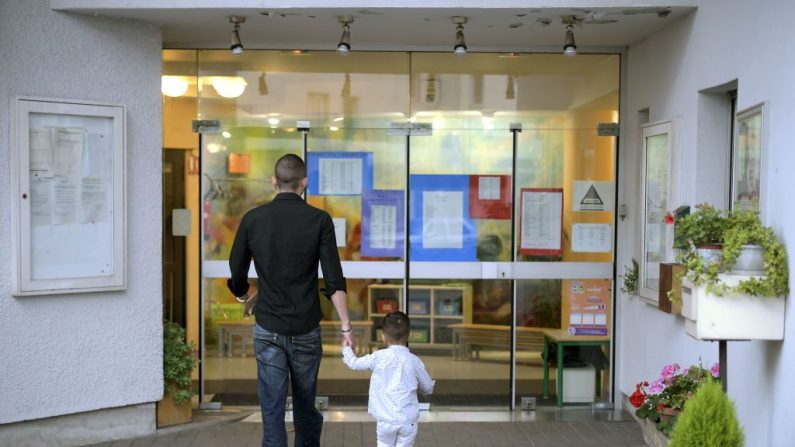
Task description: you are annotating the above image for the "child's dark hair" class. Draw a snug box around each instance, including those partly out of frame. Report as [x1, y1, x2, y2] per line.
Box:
[382, 311, 410, 344]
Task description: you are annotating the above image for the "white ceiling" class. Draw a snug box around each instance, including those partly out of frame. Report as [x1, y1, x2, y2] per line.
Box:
[58, 5, 696, 51]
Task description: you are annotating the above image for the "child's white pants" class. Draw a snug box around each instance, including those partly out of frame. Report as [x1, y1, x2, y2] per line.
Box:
[376, 420, 418, 447]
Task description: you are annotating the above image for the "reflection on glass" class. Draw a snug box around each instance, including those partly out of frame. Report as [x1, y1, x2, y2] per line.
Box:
[644, 133, 670, 291]
[515, 279, 612, 405]
[409, 279, 510, 406]
[735, 108, 762, 212]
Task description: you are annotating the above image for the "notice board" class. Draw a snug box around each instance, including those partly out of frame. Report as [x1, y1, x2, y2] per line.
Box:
[11, 97, 126, 295]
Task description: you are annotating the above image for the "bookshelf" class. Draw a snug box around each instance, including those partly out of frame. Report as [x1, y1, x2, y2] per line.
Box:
[366, 283, 472, 349]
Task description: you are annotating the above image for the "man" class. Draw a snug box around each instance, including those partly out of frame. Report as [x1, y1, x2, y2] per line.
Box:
[228, 154, 352, 447]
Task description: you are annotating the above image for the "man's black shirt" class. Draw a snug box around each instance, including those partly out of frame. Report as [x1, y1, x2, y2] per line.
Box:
[228, 192, 346, 335]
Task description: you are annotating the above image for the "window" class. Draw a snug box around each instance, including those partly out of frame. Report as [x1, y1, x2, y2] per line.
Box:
[640, 121, 674, 301]
[732, 103, 764, 213]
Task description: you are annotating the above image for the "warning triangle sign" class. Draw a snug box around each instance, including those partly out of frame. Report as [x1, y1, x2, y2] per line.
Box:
[580, 184, 604, 206]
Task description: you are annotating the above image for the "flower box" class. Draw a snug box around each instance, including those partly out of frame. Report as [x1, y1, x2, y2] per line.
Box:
[682, 276, 785, 340]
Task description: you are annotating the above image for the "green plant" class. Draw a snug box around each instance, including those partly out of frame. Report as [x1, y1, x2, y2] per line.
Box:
[669, 379, 744, 447]
[163, 321, 197, 405]
[631, 362, 718, 437]
[678, 210, 789, 297]
[620, 258, 639, 295]
[673, 204, 728, 249]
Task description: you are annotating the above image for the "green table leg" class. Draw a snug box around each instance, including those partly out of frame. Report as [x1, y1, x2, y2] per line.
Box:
[557, 341, 564, 407]
[543, 336, 550, 399]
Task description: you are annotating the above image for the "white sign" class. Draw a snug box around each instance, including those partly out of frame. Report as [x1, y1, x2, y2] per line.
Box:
[370, 205, 397, 249]
[520, 190, 562, 252]
[478, 176, 501, 200]
[573, 181, 614, 212]
[332, 217, 346, 247]
[422, 190, 463, 249]
[571, 223, 612, 253]
[319, 158, 362, 195]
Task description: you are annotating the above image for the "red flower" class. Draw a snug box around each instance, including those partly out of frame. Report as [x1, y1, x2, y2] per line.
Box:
[629, 384, 646, 408]
[658, 402, 665, 411]
[664, 212, 675, 225]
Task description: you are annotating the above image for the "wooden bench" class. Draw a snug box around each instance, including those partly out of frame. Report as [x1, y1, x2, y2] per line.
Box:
[449, 323, 547, 360]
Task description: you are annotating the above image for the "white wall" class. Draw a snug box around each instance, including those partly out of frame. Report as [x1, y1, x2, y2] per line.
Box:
[0, 0, 163, 427]
[618, 1, 795, 446]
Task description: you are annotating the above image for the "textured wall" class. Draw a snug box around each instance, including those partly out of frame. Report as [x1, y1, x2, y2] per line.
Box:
[618, 1, 795, 445]
[0, 0, 163, 424]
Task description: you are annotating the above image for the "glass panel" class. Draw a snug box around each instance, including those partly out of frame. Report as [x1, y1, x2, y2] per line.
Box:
[644, 133, 670, 291]
[734, 107, 762, 212]
[409, 129, 513, 262]
[307, 127, 406, 261]
[515, 278, 612, 406]
[408, 279, 510, 407]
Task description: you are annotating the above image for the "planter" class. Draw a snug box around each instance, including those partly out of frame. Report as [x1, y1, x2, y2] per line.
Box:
[658, 407, 681, 423]
[640, 419, 671, 447]
[683, 276, 785, 341]
[729, 244, 765, 275]
[156, 392, 192, 428]
[680, 281, 698, 321]
[696, 244, 722, 264]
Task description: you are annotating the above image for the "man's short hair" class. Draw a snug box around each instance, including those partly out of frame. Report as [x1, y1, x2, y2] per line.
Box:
[382, 311, 410, 344]
[274, 154, 306, 191]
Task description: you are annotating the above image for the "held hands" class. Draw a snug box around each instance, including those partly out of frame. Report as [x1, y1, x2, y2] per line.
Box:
[341, 326, 355, 349]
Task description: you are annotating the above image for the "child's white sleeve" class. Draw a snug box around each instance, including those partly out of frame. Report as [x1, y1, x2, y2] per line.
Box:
[342, 345, 376, 371]
[416, 358, 435, 395]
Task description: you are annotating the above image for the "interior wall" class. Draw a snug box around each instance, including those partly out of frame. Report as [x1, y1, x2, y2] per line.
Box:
[618, 2, 795, 445]
[0, 0, 163, 427]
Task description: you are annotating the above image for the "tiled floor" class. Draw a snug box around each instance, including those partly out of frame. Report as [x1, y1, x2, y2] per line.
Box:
[86, 409, 647, 447]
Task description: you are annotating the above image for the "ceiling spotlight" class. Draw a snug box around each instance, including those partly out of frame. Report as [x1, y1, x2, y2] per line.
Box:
[258, 72, 269, 95]
[452, 16, 468, 57]
[229, 16, 245, 55]
[337, 16, 353, 56]
[505, 74, 515, 100]
[562, 18, 577, 57]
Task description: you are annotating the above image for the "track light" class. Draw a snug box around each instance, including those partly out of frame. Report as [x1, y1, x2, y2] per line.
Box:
[229, 16, 245, 55]
[258, 72, 269, 95]
[337, 16, 353, 56]
[452, 16, 468, 57]
[562, 19, 577, 57]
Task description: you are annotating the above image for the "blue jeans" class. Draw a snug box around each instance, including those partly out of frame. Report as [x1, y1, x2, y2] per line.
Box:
[254, 324, 323, 447]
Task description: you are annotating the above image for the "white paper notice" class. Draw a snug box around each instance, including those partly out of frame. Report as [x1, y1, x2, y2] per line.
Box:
[423, 191, 463, 249]
[87, 134, 111, 178]
[520, 191, 562, 251]
[332, 217, 346, 247]
[81, 177, 108, 223]
[52, 127, 84, 181]
[53, 182, 79, 225]
[478, 177, 501, 200]
[370, 205, 397, 249]
[571, 223, 613, 253]
[30, 178, 53, 226]
[30, 128, 54, 176]
[319, 158, 362, 195]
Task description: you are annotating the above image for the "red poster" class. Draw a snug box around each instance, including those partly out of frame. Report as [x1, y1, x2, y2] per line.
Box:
[469, 175, 511, 219]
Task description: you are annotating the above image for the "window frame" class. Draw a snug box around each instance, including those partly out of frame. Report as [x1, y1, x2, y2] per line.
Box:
[639, 120, 676, 303]
[731, 102, 766, 214]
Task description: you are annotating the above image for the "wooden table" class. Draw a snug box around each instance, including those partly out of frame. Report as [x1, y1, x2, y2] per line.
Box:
[215, 319, 372, 357]
[542, 329, 611, 407]
[448, 323, 546, 360]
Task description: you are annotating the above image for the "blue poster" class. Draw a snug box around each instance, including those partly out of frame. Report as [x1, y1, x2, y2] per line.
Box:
[409, 175, 476, 261]
[306, 151, 374, 196]
[361, 190, 404, 258]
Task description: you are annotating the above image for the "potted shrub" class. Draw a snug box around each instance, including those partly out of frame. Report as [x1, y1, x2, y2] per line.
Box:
[669, 379, 744, 447]
[674, 204, 727, 263]
[157, 321, 197, 427]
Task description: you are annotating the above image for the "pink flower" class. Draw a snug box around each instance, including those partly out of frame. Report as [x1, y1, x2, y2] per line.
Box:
[660, 363, 681, 381]
[648, 379, 664, 394]
[710, 362, 720, 378]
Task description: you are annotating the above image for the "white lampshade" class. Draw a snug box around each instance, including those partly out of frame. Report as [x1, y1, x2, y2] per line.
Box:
[209, 76, 248, 98]
[161, 76, 189, 97]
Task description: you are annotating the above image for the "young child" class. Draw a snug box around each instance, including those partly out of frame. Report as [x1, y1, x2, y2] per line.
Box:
[342, 311, 435, 447]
